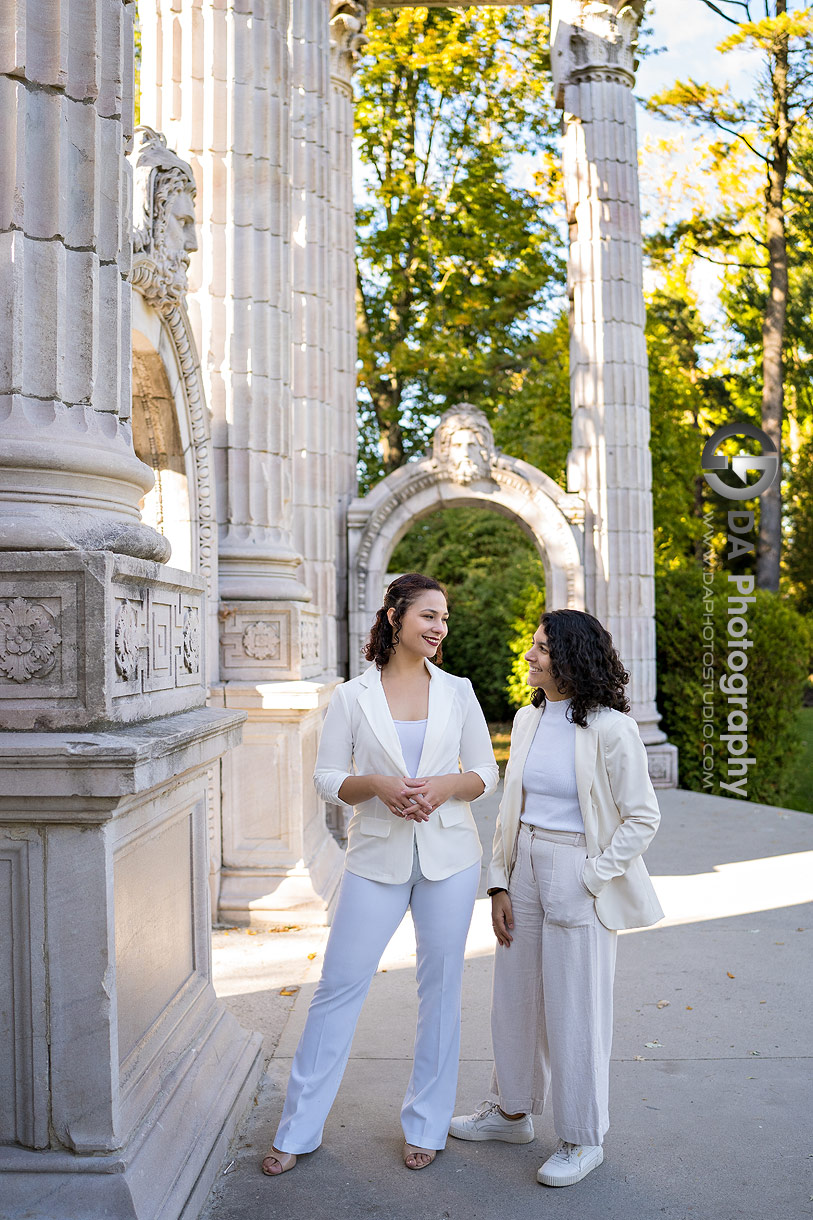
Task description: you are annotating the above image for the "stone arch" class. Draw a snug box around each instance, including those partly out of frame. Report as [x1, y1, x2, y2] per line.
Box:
[129, 127, 218, 682]
[347, 406, 585, 676]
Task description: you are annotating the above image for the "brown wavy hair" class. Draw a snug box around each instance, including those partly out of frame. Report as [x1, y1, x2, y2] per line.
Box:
[364, 573, 447, 668]
[530, 609, 630, 727]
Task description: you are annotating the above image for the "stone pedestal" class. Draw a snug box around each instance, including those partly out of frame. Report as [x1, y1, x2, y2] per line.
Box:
[0, 710, 262, 1220]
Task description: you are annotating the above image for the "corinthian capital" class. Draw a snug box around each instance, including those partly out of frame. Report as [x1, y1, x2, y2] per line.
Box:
[550, 0, 645, 105]
[330, 1, 370, 81]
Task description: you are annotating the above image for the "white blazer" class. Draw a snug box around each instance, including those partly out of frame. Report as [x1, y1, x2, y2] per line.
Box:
[313, 660, 499, 884]
[488, 702, 664, 931]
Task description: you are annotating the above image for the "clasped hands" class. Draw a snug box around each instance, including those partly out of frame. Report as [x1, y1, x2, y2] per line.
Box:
[373, 773, 459, 822]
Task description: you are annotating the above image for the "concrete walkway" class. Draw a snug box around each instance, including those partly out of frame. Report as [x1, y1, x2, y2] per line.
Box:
[200, 787, 813, 1220]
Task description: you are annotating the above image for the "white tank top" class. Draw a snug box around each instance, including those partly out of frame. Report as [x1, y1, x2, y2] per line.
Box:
[520, 698, 585, 834]
[393, 719, 427, 778]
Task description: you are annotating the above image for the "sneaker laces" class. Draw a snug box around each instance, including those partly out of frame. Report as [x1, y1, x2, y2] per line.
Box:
[551, 1140, 580, 1163]
[474, 1100, 502, 1119]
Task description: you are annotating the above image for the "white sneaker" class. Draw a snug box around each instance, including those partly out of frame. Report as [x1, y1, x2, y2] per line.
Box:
[449, 1100, 534, 1143]
[536, 1139, 603, 1186]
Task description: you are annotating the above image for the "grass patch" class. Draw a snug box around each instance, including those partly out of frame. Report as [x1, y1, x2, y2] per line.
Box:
[488, 722, 512, 778]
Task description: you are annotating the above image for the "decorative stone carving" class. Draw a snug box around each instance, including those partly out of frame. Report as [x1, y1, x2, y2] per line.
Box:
[330, 1, 370, 77]
[0, 598, 62, 684]
[131, 127, 198, 309]
[114, 601, 142, 683]
[570, 1, 643, 86]
[432, 405, 498, 485]
[550, 0, 644, 103]
[301, 616, 321, 666]
[241, 621, 281, 662]
[182, 608, 201, 674]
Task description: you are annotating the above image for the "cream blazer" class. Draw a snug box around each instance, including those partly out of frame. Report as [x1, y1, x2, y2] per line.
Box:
[488, 702, 664, 931]
[313, 660, 499, 884]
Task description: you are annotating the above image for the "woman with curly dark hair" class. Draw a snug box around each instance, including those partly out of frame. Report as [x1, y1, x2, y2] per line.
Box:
[451, 608, 663, 1188]
[262, 573, 497, 1178]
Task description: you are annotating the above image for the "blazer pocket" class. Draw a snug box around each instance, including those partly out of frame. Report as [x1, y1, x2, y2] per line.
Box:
[359, 816, 392, 838]
[437, 802, 465, 827]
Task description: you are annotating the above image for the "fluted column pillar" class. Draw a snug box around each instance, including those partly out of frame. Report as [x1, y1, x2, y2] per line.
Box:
[0, 0, 166, 561]
[140, 0, 307, 605]
[290, 0, 338, 676]
[0, 5, 261, 1216]
[329, 2, 368, 676]
[550, 0, 676, 782]
[141, 0, 344, 922]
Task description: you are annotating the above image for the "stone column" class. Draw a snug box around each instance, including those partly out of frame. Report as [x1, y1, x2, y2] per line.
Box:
[329, 3, 369, 677]
[550, 0, 677, 784]
[0, 3, 262, 1216]
[139, 0, 306, 606]
[0, 0, 163, 561]
[140, 0, 345, 922]
[290, 0, 338, 676]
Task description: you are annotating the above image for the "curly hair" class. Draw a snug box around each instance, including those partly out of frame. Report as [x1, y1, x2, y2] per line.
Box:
[364, 572, 447, 668]
[530, 609, 630, 727]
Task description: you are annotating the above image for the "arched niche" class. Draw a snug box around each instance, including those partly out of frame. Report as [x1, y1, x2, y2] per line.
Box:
[129, 126, 218, 683]
[347, 406, 585, 675]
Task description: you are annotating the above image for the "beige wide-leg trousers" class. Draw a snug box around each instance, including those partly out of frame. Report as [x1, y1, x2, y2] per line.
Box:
[489, 824, 617, 1147]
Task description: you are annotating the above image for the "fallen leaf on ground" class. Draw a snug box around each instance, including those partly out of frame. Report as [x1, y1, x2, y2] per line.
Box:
[246, 930, 258, 935]
[686, 1006, 693, 1010]
[644, 1040, 662, 1048]
[279, 987, 299, 996]
[727, 972, 735, 979]
[656, 1000, 670, 1009]
[633, 1055, 646, 1061]
[307, 952, 317, 960]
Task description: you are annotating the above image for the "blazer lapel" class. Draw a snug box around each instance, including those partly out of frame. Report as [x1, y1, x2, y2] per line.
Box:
[414, 660, 453, 778]
[357, 665, 408, 775]
[504, 704, 542, 805]
[575, 711, 600, 820]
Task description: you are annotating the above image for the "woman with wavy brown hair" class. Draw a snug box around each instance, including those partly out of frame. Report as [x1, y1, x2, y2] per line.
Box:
[451, 608, 663, 1188]
[261, 573, 498, 1177]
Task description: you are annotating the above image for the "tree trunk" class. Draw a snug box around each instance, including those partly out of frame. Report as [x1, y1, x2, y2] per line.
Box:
[757, 0, 789, 591]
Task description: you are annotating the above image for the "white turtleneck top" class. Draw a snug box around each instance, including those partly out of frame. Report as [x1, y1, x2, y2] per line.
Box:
[520, 697, 585, 834]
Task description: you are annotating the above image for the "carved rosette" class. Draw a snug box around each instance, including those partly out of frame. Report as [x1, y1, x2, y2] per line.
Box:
[432, 404, 498, 486]
[241, 621, 281, 662]
[330, 1, 370, 81]
[0, 598, 61, 683]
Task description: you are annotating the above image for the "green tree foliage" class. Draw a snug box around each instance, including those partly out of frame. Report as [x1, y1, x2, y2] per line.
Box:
[655, 565, 811, 804]
[646, 0, 813, 590]
[388, 508, 545, 721]
[354, 6, 565, 490]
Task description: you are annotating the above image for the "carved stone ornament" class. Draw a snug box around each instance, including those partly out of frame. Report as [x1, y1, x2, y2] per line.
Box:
[0, 597, 61, 683]
[569, 1, 644, 86]
[182, 607, 201, 674]
[131, 126, 198, 308]
[114, 601, 142, 682]
[432, 405, 497, 485]
[241, 621, 281, 661]
[330, 1, 370, 75]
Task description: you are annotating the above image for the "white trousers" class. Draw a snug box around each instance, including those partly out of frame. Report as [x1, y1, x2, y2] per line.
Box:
[489, 824, 617, 1147]
[274, 851, 480, 1154]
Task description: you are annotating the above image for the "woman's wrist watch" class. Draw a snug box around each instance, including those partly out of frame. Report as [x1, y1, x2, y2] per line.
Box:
[487, 887, 507, 897]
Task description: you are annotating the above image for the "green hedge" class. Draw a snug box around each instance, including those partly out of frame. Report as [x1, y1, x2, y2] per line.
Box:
[655, 567, 813, 806]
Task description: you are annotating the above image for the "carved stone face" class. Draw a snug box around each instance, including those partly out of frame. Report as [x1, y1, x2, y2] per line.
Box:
[446, 427, 489, 482]
[164, 190, 198, 268]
